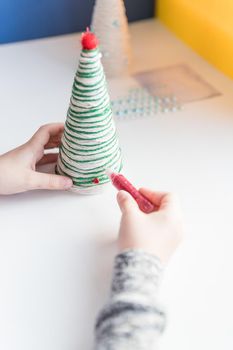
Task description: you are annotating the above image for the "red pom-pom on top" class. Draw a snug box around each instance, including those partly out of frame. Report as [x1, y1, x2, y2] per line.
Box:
[81, 28, 98, 50]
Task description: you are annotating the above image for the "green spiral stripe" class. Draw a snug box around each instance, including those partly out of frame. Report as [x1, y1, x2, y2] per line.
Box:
[68, 103, 110, 117]
[62, 132, 117, 153]
[67, 113, 112, 130]
[63, 129, 117, 148]
[61, 136, 118, 157]
[61, 141, 119, 164]
[59, 149, 121, 174]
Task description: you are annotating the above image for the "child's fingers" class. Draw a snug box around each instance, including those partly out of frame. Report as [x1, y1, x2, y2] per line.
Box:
[36, 153, 58, 166]
[30, 123, 64, 148]
[27, 171, 72, 191]
[139, 188, 167, 207]
[159, 193, 181, 212]
[44, 132, 64, 150]
[117, 190, 138, 214]
[139, 188, 182, 215]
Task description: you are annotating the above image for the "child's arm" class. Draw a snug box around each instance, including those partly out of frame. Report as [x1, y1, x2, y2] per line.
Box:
[0, 123, 72, 194]
[95, 189, 183, 349]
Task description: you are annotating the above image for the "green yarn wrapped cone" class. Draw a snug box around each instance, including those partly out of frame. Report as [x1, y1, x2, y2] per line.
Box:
[56, 30, 122, 194]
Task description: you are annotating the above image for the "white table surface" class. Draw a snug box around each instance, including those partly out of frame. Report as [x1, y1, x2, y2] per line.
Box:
[1, 19, 233, 350]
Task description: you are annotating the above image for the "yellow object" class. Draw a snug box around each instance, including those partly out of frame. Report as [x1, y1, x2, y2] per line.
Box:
[156, 0, 233, 79]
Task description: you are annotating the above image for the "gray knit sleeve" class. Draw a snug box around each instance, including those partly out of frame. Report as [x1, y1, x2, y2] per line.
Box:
[95, 250, 166, 350]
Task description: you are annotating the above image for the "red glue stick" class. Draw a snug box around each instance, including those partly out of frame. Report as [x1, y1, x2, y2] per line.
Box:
[106, 169, 154, 214]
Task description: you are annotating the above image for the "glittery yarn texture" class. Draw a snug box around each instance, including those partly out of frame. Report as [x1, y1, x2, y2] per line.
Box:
[56, 35, 123, 195]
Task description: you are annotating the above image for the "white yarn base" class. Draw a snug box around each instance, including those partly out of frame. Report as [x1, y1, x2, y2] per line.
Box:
[55, 165, 110, 195]
[68, 182, 110, 195]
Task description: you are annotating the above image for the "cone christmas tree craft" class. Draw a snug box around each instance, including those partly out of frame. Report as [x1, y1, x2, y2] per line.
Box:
[56, 30, 122, 194]
[91, 0, 132, 78]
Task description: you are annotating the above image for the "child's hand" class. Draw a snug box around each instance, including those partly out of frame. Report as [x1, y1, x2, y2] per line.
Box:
[0, 123, 73, 195]
[117, 188, 184, 264]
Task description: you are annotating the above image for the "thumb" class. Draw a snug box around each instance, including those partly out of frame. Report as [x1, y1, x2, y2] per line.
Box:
[28, 171, 73, 191]
[117, 190, 138, 214]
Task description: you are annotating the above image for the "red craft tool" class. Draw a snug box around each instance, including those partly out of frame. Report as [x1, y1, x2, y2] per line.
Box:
[106, 169, 154, 214]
